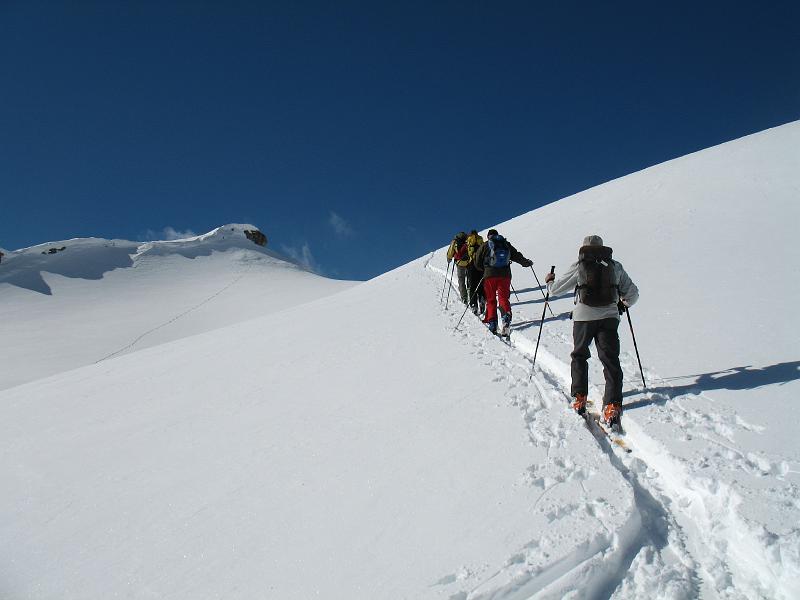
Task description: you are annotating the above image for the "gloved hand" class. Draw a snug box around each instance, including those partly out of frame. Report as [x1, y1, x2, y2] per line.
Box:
[545, 272, 555, 284]
[617, 301, 626, 314]
[521, 259, 533, 267]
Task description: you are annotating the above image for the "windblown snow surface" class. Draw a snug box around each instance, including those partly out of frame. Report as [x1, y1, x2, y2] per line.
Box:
[1, 122, 798, 599]
[0, 224, 354, 390]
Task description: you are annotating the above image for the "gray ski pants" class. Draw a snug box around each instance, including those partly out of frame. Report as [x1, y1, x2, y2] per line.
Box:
[570, 318, 623, 406]
[456, 265, 468, 304]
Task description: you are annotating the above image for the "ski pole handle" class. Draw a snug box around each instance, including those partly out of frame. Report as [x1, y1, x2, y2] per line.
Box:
[549, 265, 555, 274]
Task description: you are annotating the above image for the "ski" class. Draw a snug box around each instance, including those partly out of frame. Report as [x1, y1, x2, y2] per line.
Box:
[589, 412, 631, 453]
[484, 323, 513, 346]
[579, 400, 631, 453]
[497, 319, 514, 344]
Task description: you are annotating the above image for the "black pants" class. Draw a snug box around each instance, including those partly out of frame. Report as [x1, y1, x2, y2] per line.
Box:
[466, 264, 485, 308]
[571, 318, 623, 406]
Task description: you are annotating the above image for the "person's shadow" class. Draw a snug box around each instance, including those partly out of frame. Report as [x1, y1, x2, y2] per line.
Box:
[513, 311, 572, 331]
[624, 361, 800, 410]
[510, 286, 544, 295]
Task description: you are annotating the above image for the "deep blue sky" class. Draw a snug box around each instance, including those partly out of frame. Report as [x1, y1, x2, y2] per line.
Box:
[2, 1, 798, 280]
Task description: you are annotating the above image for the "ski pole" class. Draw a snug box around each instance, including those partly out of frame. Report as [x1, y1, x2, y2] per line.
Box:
[453, 276, 485, 332]
[529, 265, 555, 318]
[441, 260, 453, 303]
[529, 266, 555, 380]
[510, 283, 520, 303]
[625, 306, 647, 389]
[445, 261, 455, 309]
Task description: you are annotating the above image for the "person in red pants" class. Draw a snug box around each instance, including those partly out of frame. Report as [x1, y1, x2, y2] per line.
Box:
[472, 229, 532, 335]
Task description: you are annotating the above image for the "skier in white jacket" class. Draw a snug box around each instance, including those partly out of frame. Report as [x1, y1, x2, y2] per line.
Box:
[545, 235, 639, 428]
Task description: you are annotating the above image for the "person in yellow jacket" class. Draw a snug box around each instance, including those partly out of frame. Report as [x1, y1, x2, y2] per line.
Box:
[465, 230, 485, 315]
[447, 231, 470, 304]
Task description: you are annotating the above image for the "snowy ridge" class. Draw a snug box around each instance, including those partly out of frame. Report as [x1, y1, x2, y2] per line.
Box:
[0, 223, 355, 389]
[131, 224, 272, 261]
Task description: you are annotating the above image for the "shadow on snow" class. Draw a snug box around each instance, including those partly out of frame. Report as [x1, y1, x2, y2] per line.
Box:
[624, 361, 800, 410]
[0, 245, 136, 295]
[512, 311, 572, 331]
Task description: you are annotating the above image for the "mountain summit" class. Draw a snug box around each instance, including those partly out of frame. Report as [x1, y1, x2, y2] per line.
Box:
[0, 224, 355, 389]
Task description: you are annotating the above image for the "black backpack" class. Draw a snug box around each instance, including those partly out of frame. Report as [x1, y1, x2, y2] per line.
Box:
[453, 233, 468, 261]
[576, 245, 617, 306]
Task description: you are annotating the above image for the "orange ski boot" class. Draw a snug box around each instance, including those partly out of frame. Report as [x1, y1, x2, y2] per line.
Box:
[602, 402, 622, 430]
[572, 393, 587, 415]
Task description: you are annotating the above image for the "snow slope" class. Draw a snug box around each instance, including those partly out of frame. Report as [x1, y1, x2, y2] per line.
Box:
[0, 224, 355, 390]
[446, 120, 800, 598]
[1, 122, 798, 599]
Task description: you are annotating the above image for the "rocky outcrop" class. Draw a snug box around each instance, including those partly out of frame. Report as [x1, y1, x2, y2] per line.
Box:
[244, 230, 267, 247]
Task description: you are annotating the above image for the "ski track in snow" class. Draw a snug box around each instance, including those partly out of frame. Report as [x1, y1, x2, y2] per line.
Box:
[95, 261, 252, 364]
[424, 257, 794, 599]
[426, 259, 694, 599]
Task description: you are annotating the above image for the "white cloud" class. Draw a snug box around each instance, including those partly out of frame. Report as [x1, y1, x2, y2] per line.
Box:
[328, 211, 354, 238]
[280, 242, 321, 274]
[142, 227, 197, 241]
[161, 227, 197, 240]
